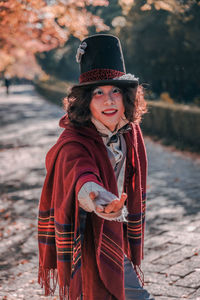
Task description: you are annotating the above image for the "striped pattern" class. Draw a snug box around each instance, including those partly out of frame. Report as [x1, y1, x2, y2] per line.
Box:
[142, 193, 146, 224]
[127, 213, 143, 245]
[71, 233, 81, 277]
[38, 209, 55, 245]
[127, 193, 146, 244]
[38, 209, 81, 274]
[55, 221, 74, 262]
[100, 233, 124, 272]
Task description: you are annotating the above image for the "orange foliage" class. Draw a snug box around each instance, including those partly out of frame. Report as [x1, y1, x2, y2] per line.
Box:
[0, 0, 109, 78]
[141, 0, 191, 13]
[119, 0, 134, 15]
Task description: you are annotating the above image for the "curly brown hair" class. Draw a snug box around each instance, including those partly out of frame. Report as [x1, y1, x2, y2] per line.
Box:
[63, 84, 147, 127]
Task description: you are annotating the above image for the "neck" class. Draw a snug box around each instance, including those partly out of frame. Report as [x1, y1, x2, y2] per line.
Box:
[91, 117, 129, 137]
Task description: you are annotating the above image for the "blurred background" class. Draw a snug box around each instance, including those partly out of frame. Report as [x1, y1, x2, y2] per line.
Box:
[1, 0, 200, 152]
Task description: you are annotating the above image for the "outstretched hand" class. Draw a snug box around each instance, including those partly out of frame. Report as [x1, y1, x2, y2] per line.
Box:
[89, 191, 127, 214]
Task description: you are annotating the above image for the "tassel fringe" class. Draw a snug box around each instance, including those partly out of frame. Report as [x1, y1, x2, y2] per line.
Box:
[38, 266, 58, 296]
[59, 285, 69, 300]
[38, 266, 82, 300]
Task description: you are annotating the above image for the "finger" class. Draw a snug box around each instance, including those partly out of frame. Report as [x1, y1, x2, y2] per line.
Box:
[96, 205, 104, 213]
[111, 200, 123, 212]
[104, 199, 119, 213]
[89, 191, 99, 200]
[111, 194, 127, 212]
[120, 193, 127, 203]
[117, 193, 127, 207]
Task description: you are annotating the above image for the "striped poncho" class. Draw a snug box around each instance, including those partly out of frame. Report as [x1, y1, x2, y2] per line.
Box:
[38, 117, 147, 300]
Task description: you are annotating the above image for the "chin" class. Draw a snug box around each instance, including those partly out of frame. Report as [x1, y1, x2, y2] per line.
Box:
[105, 122, 118, 131]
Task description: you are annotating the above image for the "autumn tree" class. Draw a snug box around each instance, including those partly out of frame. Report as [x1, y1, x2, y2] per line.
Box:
[36, 0, 123, 81]
[0, 0, 109, 79]
[117, 0, 200, 103]
[140, 0, 196, 13]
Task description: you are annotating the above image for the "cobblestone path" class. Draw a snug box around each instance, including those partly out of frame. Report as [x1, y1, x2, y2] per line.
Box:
[0, 85, 199, 299]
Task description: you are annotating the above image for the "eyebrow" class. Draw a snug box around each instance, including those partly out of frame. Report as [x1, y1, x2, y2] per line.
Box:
[93, 87, 102, 93]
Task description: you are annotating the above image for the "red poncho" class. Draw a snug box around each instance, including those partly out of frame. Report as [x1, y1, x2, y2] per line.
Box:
[38, 116, 147, 300]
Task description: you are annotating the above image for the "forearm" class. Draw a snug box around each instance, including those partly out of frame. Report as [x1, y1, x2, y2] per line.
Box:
[77, 181, 128, 222]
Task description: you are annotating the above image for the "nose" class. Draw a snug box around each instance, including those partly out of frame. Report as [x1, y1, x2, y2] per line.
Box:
[104, 93, 115, 105]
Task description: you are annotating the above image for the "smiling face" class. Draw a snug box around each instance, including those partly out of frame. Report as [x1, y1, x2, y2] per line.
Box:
[89, 85, 125, 132]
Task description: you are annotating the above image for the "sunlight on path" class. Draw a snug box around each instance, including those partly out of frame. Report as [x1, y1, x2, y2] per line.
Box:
[0, 85, 200, 299]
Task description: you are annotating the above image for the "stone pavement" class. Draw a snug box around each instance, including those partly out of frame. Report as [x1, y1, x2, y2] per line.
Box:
[0, 85, 199, 300]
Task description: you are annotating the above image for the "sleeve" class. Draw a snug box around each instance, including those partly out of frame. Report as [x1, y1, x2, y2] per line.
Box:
[78, 181, 128, 222]
[52, 141, 103, 219]
[78, 181, 120, 212]
[78, 182, 103, 212]
[56, 141, 127, 222]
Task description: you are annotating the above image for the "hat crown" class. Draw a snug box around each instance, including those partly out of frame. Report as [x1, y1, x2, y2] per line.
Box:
[73, 34, 138, 88]
[79, 34, 126, 75]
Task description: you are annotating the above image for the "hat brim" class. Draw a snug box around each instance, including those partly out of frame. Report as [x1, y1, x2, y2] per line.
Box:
[72, 79, 139, 90]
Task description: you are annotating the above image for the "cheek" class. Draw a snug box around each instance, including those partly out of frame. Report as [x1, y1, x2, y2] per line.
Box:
[118, 100, 125, 115]
[90, 100, 100, 118]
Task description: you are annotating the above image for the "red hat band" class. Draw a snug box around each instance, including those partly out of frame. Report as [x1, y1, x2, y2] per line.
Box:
[79, 68, 125, 84]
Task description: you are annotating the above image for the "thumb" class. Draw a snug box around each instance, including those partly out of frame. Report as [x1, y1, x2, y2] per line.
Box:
[89, 190, 99, 201]
[95, 205, 104, 213]
[120, 193, 127, 202]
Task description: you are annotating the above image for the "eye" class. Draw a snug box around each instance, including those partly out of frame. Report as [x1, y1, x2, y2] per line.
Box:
[93, 88, 103, 96]
[112, 87, 121, 94]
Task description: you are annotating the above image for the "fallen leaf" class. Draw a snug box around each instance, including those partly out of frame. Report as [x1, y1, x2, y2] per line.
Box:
[29, 279, 35, 284]
[3, 212, 11, 219]
[19, 259, 29, 265]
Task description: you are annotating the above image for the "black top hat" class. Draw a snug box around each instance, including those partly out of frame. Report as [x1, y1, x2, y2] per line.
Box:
[73, 34, 138, 89]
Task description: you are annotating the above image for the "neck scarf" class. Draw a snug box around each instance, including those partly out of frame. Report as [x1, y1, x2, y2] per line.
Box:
[106, 124, 132, 146]
[91, 116, 129, 140]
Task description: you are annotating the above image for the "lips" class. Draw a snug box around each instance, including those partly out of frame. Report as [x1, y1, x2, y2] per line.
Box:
[102, 109, 118, 116]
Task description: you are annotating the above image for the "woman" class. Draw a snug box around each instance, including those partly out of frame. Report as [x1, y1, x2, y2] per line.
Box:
[38, 34, 153, 300]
